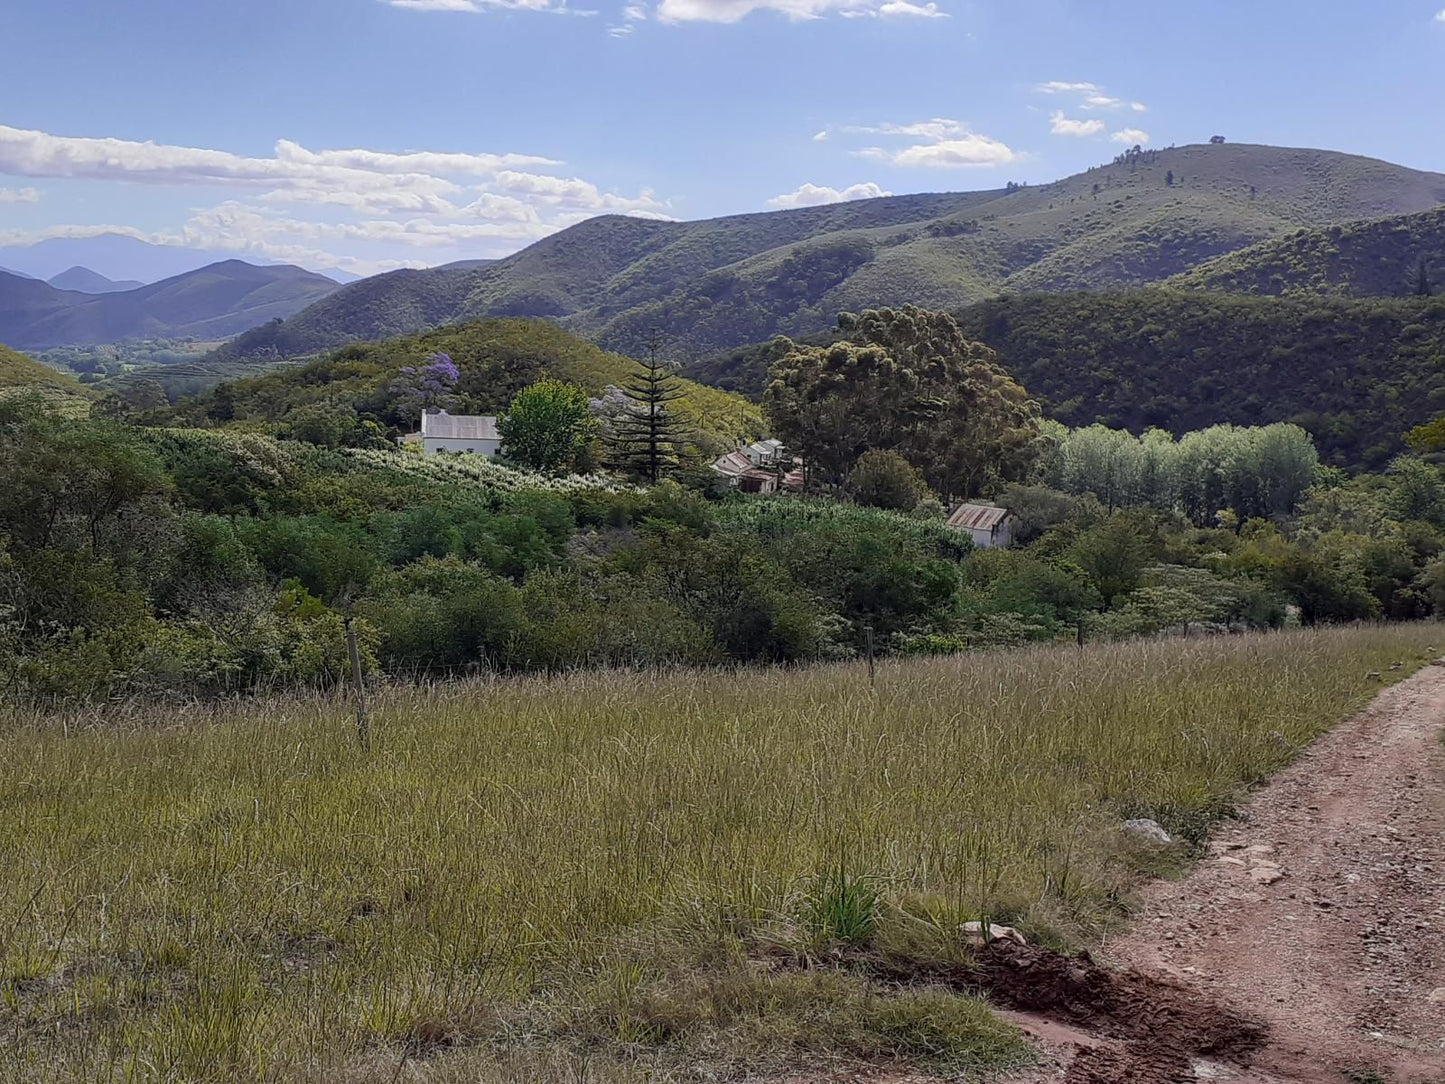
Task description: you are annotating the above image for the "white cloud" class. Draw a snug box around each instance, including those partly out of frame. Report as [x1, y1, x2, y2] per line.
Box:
[1035, 81, 1147, 114]
[607, 3, 647, 34]
[255, 185, 461, 215]
[812, 130, 830, 142]
[0, 126, 555, 212]
[1436, 7, 1445, 21]
[881, 136, 1019, 168]
[273, 140, 557, 176]
[0, 186, 41, 203]
[766, 181, 892, 208]
[489, 170, 668, 214]
[849, 118, 968, 140]
[1035, 81, 1101, 95]
[877, 0, 945, 15]
[1049, 111, 1105, 138]
[657, 0, 944, 21]
[845, 119, 1019, 168]
[1111, 128, 1151, 145]
[0, 125, 671, 275]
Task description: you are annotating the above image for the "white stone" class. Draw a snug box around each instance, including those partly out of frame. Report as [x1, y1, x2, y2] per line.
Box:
[1123, 818, 1173, 845]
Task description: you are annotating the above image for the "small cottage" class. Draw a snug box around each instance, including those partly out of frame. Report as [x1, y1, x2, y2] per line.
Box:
[419, 410, 501, 457]
[946, 503, 1017, 549]
[709, 439, 804, 493]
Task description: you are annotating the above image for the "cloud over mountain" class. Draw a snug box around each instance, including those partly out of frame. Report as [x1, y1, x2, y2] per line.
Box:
[0, 126, 669, 276]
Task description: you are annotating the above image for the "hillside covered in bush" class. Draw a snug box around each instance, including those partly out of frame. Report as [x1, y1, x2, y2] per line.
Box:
[689, 291, 1445, 470]
[1172, 206, 1445, 297]
[177, 317, 763, 451]
[210, 143, 1445, 364]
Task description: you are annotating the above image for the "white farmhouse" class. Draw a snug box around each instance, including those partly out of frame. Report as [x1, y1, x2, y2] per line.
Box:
[946, 503, 1018, 549]
[420, 410, 501, 457]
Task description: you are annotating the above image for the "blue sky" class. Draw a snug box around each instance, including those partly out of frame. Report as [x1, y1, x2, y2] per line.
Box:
[2, 0, 1444, 276]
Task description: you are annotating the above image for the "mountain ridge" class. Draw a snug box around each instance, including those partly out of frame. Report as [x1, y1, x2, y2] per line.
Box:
[48, 266, 146, 294]
[213, 142, 1445, 364]
[0, 261, 343, 350]
[1170, 205, 1445, 297]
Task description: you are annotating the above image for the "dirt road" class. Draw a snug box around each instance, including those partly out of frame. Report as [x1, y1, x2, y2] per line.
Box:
[1008, 660, 1445, 1083]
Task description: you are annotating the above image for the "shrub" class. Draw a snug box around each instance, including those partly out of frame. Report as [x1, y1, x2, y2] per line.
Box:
[848, 449, 931, 511]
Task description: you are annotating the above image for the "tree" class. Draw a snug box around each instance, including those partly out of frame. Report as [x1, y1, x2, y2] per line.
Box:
[1412, 257, 1434, 298]
[764, 306, 1041, 498]
[498, 379, 597, 474]
[208, 382, 236, 422]
[1057, 425, 1146, 512]
[608, 334, 689, 483]
[1165, 170, 1175, 187]
[1386, 454, 1445, 526]
[847, 450, 930, 511]
[1065, 516, 1154, 605]
[389, 352, 460, 427]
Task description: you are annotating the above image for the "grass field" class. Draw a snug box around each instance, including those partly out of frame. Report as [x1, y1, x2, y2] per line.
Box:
[1, 625, 1438, 1082]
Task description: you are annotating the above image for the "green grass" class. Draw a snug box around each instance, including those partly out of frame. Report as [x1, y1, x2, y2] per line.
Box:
[0, 624, 1438, 1082]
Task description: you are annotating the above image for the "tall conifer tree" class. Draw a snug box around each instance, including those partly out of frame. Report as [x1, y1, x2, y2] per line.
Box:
[609, 331, 687, 482]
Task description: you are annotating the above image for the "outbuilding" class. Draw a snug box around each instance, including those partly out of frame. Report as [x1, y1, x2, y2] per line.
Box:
[946, 503, 1017, 549]
[419, 410, 501, 457]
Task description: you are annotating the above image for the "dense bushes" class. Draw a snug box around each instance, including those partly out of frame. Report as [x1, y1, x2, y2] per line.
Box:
[955, 291, 1445, 470]
[689, 290, 1445, 471]
[7, 390, 1445, 704]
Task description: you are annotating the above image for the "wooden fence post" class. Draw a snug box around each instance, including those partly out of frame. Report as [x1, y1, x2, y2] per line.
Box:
[346, 618, 369, 751]
[865, 625, 875, 690]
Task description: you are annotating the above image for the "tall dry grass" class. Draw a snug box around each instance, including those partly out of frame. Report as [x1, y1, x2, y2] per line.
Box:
[0, 624, 1437, 1082]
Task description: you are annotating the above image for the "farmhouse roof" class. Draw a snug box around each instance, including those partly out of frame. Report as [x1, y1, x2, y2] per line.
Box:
[946, 503, 1012, 531]
[421, 410, 499, 441]
[711, 450, 756, 476]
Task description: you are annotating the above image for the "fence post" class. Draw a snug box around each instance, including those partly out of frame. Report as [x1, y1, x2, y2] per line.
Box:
[1076, 619, 1085, 650]
[865, 625, 876, 690]
[346, 618, 369, 751]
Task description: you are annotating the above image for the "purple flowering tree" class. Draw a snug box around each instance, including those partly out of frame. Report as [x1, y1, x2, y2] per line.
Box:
[390, 352, 461, 426]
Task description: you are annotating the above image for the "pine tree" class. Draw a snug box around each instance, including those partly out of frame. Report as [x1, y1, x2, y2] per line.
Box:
[1165, 170, 1174, 187]
[609, 332, 688, 482]
[1413, 257, 1434, 298]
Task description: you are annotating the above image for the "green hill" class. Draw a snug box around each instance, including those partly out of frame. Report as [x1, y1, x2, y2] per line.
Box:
[0, 261, 341, 350]
[190, 317, 762, 448]
[1171, 206, 1445, 297]
[954, 291, 1445, 470]
[0, 343, 96, 414]
[0, 343, 85, 391]
[685, 292, 1445, 471]
[213, 143, 1445, 365]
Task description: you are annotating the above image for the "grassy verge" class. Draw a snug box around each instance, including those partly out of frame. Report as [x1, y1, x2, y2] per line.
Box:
[1, 625, 1438, 1082]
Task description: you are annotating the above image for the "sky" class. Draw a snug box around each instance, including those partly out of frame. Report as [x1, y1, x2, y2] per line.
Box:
[2, 0, 1444, 278]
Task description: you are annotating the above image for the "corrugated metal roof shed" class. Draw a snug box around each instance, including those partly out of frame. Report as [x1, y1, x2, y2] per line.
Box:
[421, 411, 500, 441]
[947, 503, 1011, 531]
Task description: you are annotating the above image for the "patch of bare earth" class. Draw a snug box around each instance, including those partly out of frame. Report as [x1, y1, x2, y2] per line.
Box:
[999, 659, 1445, 1084]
